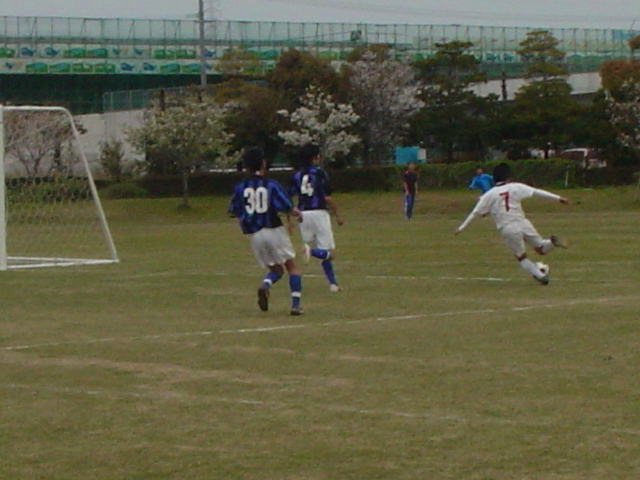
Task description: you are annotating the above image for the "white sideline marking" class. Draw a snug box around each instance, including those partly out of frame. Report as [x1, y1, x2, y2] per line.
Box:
[121, 269, 514, 282]
[1, 295, 636, 351]
[440, 276, 508, 282]
[4, 382, 640, 433]
[0, 383, 497, 424]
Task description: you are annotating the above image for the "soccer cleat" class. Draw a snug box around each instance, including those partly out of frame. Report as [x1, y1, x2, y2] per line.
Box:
[302, 244, 311, 264]
[329, 284, 343, 293]
[534, 275, 550, 286]
[257, 287, 270, 311]
[550, 235, 568, 249]
[290, 307, 304, 316]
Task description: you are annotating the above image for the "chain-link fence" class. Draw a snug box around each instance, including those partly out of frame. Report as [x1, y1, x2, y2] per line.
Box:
[1, 16, 636, 76]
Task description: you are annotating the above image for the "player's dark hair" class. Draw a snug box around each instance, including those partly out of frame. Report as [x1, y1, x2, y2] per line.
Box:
[299, 143, 321, 167]
[492, 162, 511, 183]
[243, 147, 264, 173]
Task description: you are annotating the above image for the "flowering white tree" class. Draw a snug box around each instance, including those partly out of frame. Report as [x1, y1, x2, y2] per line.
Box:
[349, 51, 424, 164]
[4, 110, 84, 178]
[127, 92, 236, 207]
[607, 81, 640, 150]
[278, 86, 360, 161]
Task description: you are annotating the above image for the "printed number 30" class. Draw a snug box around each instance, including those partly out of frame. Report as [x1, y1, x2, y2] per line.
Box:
[244, 187, 268, 214]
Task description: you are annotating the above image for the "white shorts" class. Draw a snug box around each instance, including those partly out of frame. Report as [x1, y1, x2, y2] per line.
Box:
[299, 209, 335, 250]
[500, 219, 544, 257]
[248, 226, 296, 268]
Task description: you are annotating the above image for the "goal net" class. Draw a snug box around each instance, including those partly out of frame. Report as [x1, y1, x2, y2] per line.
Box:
[0, 106, 119, 270]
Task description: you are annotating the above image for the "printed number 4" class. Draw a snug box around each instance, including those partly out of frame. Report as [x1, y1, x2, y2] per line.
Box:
[499, 191, 510, 212]
[301, 175, 314, 196]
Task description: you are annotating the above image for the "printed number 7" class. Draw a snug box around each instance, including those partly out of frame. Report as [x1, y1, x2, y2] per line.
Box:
[499, 191, 510, 212]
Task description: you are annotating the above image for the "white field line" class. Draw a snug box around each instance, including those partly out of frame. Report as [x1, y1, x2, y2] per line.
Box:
[121, 271, 570, 283]
[3, 382, 640, 434]
[1, 295, 637, 351]
[101, 271, 515, 287]
[0, 382, 522, 425]
[121, 267, 639, 283]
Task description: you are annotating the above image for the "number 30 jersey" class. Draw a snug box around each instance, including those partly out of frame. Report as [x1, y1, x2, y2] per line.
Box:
[289, 166, 332, 211]
[463, 182, 560, 231]
[228, 175, 293, 234]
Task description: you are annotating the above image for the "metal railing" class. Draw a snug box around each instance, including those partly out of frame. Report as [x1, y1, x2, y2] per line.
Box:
[0, 16, 636, 72]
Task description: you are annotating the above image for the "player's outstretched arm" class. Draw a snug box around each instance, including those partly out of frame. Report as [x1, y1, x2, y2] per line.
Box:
[532, 188, 570, 205]
[455, 211, 481, 235]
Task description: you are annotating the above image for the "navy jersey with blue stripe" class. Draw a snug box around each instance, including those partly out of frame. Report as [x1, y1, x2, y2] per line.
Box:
[228, 175, 293, 234]
[289, 166, 332, 211]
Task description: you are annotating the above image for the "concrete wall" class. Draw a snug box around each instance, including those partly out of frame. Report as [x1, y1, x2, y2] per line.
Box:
[77, 109, 145, 173]
[472, 71, 602, 100]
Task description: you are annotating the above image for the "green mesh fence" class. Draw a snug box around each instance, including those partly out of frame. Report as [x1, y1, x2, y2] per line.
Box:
[0, 16, 636, 113]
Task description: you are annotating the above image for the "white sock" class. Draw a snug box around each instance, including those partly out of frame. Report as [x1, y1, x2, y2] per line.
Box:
[520, 258, 544, 278]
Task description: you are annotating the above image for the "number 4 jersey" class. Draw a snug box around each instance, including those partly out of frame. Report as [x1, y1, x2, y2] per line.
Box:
[459, 182, 561, 231]
[228, 175, 294, 234]
[289, 166, 332, 211]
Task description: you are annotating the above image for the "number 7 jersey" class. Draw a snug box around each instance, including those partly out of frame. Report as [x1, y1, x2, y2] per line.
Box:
[468, 182, 555, 230]
[289, 166, 332, 211]
[228, 175, 294, 234]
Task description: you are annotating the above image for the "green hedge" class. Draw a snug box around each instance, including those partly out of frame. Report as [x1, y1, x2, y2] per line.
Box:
[137, 170, 294, 198]
[577, 166, 640, 186]
[414, 160, 577, 190]
[122, 160, 639, 198]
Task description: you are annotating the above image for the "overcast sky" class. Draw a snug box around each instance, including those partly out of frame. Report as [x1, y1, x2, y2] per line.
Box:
[1, 0, 638, 30]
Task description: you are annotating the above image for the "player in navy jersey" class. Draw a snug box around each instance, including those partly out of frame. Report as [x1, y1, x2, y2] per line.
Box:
[289, 143, 344, 292]
[402, 162, 419, 219]
[228, 148, 304, 315]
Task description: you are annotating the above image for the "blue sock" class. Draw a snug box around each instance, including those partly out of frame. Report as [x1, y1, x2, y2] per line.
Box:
[311, 249, 330, 260]
[289, 274, 302, 309]
[262, 270, 282, 289]
[321, 260, 337, 285]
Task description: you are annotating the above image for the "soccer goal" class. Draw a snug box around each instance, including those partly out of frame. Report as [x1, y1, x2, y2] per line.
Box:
[0, 105, 119, 270]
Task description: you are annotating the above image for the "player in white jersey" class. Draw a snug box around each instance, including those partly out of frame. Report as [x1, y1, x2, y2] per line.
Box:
[454, 163, 569, 285]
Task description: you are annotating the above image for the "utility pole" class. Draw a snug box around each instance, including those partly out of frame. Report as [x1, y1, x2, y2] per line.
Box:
[198, 0, 207, 87]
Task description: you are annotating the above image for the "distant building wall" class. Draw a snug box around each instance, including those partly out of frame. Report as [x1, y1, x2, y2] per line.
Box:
[472, 71, 602, 100]
[76, 110, 145, 172]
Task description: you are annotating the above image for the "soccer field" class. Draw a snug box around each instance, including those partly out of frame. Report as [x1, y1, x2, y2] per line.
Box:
[1, 189, 639, 479]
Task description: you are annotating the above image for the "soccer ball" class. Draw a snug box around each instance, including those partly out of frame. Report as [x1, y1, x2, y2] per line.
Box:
[536, 262, 550, 276]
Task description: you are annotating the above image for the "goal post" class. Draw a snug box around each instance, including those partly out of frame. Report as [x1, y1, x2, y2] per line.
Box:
[0, 107, 6, 270]
[0, 105, 119, 270]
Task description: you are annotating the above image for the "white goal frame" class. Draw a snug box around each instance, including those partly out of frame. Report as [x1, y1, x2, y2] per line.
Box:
[0, 105, 119, 270]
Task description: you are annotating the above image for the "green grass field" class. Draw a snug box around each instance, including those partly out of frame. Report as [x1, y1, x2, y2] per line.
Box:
[1, 188, 639, 480]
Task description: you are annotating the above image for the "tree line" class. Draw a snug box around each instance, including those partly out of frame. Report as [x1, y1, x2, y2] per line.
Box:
[126, 30, 640, 174]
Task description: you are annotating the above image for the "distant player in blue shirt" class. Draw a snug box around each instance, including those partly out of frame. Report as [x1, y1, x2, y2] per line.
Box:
[468, 166, 494, 195]
[289, 144, 344, 292]
[402, 162, 419, 219]
[228, 147, 304, 315]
